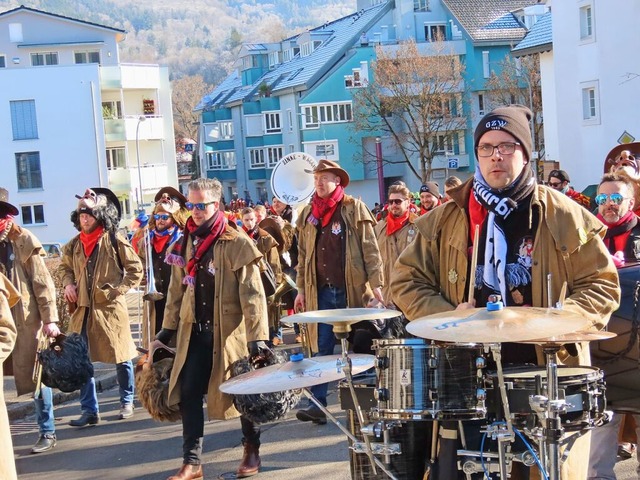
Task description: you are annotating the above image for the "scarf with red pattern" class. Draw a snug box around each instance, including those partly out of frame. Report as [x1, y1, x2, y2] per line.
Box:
[181, 211, 227, 287]
[0, 216, 13, 243]
[307, 185, 344, 227]
[598, 210, 637, 254]
[79, 225, 105, 257]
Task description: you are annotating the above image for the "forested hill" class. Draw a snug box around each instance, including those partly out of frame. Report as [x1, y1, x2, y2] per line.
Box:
[1, 0, 356, 84]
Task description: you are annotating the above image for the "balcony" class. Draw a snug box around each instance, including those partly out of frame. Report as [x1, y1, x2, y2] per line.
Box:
[107, 168, 132, 194]
[100, 64, 162, 90]
[126, 116, 164, 141]
[131, 163, 170, 195]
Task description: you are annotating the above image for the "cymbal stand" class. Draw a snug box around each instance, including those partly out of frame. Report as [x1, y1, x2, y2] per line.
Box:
[538, 344, 565, 480]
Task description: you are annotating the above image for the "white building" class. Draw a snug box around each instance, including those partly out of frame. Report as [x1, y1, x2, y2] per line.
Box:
[542, 0, 640, 191]
[0, 6, 177, 244]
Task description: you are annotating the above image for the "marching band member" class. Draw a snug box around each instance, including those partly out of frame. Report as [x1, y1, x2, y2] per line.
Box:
[59, 187, 143, 425]
[0, 272, 19, 480]
[390, 105, 620, 479]
[133, 186, 189, 347]
[294, 159, 384, 425]
[0, 187, 61, 454]
[155, 178, 269, 480]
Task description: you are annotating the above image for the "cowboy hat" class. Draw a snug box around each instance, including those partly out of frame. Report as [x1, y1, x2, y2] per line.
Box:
[0, 187, 19, 217]
[604, 142, 640, 176]
[154, 186, 187, 215]
[259, 217, 285, 254]
[312, 159, 350, 188]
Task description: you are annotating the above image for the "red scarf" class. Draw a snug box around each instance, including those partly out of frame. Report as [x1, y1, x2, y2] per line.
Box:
[598, 210, 636, 253]
[0, 215, 13, 234]
[386, 210, 410, 236]
[79, 225, 105, 257]
[420, 201, 441, 216]
[308, 186, 345, 227]
[243, 225, 259, 241]
[183, 212, 227, 284]
[152, 232, 172, 254]
[468, 193, 488, 246]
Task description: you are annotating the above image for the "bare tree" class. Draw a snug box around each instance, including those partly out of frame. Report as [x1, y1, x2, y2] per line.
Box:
[351, 39, 467, 182]
[171, 74, 210, 149]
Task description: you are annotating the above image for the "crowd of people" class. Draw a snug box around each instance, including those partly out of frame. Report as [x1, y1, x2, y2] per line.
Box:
[1, 104, 639, 480]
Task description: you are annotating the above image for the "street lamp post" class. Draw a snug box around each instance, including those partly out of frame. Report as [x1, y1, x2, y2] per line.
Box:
[375, 137, 385, 204]
[135, 115, 146, 213]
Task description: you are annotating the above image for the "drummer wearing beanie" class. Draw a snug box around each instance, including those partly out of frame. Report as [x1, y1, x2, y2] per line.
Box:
[390, 105, 620, 480]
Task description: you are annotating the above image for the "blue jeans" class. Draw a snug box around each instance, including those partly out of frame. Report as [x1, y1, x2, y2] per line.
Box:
[309, 285, 347, 406]
[79, 360, 134, 414]
[34, 386, 55, 434]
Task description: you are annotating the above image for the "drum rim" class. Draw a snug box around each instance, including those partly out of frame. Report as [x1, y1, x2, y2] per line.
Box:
[490, 365, 603, 382]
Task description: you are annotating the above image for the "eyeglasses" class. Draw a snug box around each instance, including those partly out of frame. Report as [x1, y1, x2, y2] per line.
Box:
[548, 181, 563, 188]
[388, 199, 406, 205]
[185, 201, 216, 211]
[476, 142, 521, 157]
[594, 193, 628, 206]
[154, 214, 171, 221]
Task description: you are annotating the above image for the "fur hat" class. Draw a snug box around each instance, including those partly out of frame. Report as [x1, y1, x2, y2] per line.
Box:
[474, 105, 533, 162]
[0, 187, 18, 217]
[604, 142, 640, 178]
[312, 159, 350, 187]
[419, 182, 441, 198]
[152, 186, 189, 229]
[71, 187, 120, 233]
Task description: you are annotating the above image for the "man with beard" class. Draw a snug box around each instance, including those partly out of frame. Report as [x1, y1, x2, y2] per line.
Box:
[59, 188, 143, 424]
[390, 105, 619, 479]
[418, 181, 442, 215]
[134, 187, 189, 347]
[0, 188, 60, 453]
[605, 142, 640, 215]
[547, 169, 591, 208]
[156, 178, 269, 479]
[294, 159, 384, 425]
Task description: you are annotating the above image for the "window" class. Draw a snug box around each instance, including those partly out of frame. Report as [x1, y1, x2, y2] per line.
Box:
[101, 101, 122, 119]
[482, 51, 490, 79]
[268, 51, 281, 68]
[21, 204, 45, 225]
[301, 42, 314, 57]
[10, 100, 38, 140]
[287, 109, 293, 132]
[206, 151, 236, 170]
[264, 112, 281, 134]
[241, 55, 257, 70]
[119, 198, 131, 218]
[316, 143, 335, 157]
[249, 148, 265, 168]
[266, 146, 283, 168]
[581, 81, 600, 124]
[579, 4, 593, 41]
[106, 148, 126, 170]
[345, 68, 365, 88]
[15, 152, 42, 190]
[302, 102, 352, 128]
[425, 24, 447, 42]
[74, 51, 101, 64]
[30, 52, 58, 66]
[432, 135, 453, 155]
[0, 56, 5, 68]
[478, 93, 485, 115]
[219, 121, 234, 139]
[414, 0, 430, 11]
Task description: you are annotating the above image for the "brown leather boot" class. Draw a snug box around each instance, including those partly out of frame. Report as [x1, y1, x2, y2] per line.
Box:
[236, 442, 261, 478]
[167, 464, 203, 480]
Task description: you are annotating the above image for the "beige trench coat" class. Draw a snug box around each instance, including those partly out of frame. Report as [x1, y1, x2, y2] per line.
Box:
[162, 224, 269, 421]
[0, 273, 19, 480]
[59, 232, 143, 363]
[296, 195, 384, 351]
[6, 225, 59, 395]
[374, 212, 419, 302]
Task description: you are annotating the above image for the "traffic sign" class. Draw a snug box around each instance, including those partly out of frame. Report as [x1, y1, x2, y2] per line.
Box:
[448, 158, 459, 169]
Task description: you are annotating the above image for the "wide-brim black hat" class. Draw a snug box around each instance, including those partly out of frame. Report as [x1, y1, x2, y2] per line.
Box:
[0, 187, 18, 216]
[92, 187, 122, 220]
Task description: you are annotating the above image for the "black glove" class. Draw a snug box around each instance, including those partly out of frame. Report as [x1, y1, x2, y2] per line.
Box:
[155, 328, 176, 346]
[248, 340, 269, 357]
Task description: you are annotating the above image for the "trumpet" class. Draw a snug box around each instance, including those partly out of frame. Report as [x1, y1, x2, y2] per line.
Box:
[142, 226, 164, 303]
[32, 327, 50, 398]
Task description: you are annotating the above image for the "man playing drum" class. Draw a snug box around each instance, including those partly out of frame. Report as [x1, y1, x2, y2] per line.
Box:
[391, 105, 620, 479]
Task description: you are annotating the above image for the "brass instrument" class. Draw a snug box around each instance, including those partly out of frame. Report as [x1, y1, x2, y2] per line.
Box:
[140, 225, 163, 349]
[267, 273, 296, 331]
[32, 327, 50, 398]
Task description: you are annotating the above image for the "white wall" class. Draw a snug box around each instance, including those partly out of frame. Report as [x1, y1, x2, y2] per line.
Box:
[552, 0, 640, 190]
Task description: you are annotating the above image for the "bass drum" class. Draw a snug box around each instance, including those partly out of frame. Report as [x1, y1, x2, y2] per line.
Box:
[339, 374, 430, 480]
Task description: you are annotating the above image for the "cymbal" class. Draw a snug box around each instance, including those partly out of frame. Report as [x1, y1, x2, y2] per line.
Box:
[219, 354, 375, 395]
[285, 308, 402, 324]
[522, 330, 617, 344]
[407, 307, 591, 344]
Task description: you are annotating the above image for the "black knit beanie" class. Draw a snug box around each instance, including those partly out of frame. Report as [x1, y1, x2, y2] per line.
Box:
[474, 105, 533, 162]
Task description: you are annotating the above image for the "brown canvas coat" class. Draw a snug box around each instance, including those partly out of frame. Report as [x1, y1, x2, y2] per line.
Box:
[162, 224, 268, 420]
[296, 194, 384, 351]
[6, 225, 59, 395]
[390, 180, 620, 366]
[0, 273, 19, 480]
[58, 232, 143, 363]
[374, 212, 419, 302]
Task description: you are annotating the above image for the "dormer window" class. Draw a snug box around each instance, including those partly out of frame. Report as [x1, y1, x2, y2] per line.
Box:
[242, 55, 257, 70]
[300, 42, 314, 57]
[268, 51, 281, 68]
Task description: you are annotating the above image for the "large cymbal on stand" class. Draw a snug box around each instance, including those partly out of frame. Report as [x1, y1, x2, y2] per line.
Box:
[219, 354, 375, 395]
[284, 308, 402, 334]
[407, 307, 591, 344]
[521, 330, 617, 345]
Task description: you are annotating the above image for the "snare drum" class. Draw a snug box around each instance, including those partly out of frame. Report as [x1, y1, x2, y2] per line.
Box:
[373, 338, 486, 421]
[486, 366, 606, 432]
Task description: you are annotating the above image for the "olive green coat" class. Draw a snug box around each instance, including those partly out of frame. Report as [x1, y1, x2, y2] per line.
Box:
[390, 180, 621, 367]
[5, 225, 59, 395]
[162, 224, 269, 420]
[296, 195, 384, 351]
[59, 232, 143, 363]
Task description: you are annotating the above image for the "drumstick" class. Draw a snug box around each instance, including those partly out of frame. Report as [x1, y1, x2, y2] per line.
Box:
[467, 225, 480, 304]
[558, 281, 568, 308]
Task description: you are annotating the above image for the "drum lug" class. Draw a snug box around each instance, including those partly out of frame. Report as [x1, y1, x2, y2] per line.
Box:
[475, 357, 486, 369]
[476, 388, 486, 401]
[428, 355, 438, 368]
[376, 356, 389, 369]
[375, 388, 389, 402]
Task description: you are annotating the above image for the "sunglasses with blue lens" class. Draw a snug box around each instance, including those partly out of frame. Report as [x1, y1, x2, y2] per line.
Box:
[185, 201, 216, 211]
[594, 193, 627, 206]
[153, 214, 171, 221]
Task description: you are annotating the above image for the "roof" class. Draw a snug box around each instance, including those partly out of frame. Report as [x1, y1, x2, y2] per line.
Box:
[196, 1, 391, 111]
[443, 0, 536, 43]
[512, 11, 552, 56]
[0, 5, 126, 34]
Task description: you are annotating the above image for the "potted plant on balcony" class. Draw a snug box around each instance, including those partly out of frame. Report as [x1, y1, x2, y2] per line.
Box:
[143, 98, 155, 115]
[102, 104, 116, 119]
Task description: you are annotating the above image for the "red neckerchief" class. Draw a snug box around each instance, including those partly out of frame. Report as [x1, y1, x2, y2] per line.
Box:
[184, 212, 226, 280]
[309, 185, 345, 227]
[420, 200, 441, 216]
[152, 231, 172, 254]
[468, 193, 487, 251]
[269, 206, 279, 216]
[79, 225, 105, 257]
[598, 210, 636, 253]
[386, 210, 410, 236]
[0, 215, 13, 235]
[243, 225, 259, 241]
